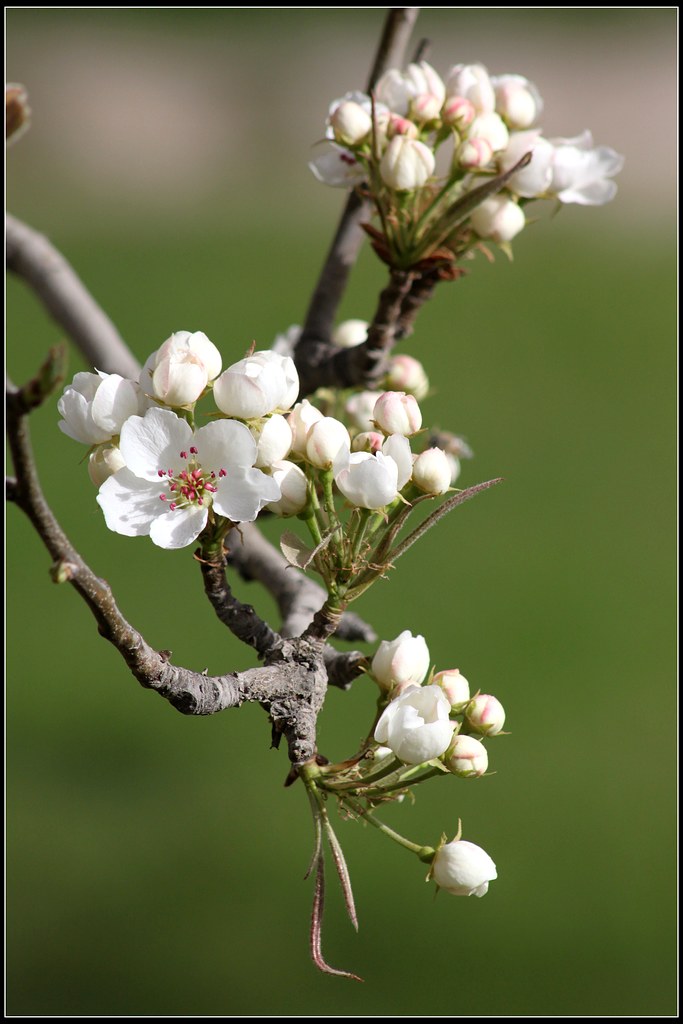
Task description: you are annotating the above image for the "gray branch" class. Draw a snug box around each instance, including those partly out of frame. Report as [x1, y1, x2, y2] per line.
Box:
[6, 214, 141, 379]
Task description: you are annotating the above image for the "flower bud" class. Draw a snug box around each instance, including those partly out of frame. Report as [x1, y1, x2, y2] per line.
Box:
[251, 413, 293, 468]
[468, 111, 509, 153]
[333, 319, 368, 348]
[442, 95, 476, 130]
[431, 839, 497, 896]
[445, 63, 495, 114]
[371, 629, 430, 690]
[444, 734, 488, 778]
[374, 684, 455, 764]
[152, 350, 208, 406]
[351, 430, 384, 453]
[373, 391, 422, 436]
[87, 445, 126, 487]
[335, 450, 399, 510]
[412, 447, 452, 495]
[329, 100, 373, 146]
[265, 460, 308, 517]
[470, 195, 525, 244]
[411, 93, 442, 124]
[156, 330, 222, 382]
[385, 354, 429, 400]
[432, 668, 470, 708]
[214, 351, 298, 419]
[288, 399, 324, 453]
[492, 74, 542, 130]
[380, 136, 435, 191]
[386, 114, 419, 140]
[305, 416, 351, 469]
[466, 694, 506, 736]
[457, 137, 493, 170]
[58, 371, 139, 445]
[499, 129, 554, 198]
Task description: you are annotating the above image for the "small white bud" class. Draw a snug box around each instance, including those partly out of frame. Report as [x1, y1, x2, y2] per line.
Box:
[432, 668, 470, 708]
[444, 734, 489, 778]
[470, 195, 525, 244]
[373, 391, 422, 436]
[466, 694, 506, 736]
[333, 319, 369, 348]
[432, 839, 497, 897]
[265, 460, 308, 517]
[305, 416, 351, 469]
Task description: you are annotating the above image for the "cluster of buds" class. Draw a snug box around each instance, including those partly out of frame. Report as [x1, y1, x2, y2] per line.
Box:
[57, 328, 469, 563]
[310, 59, 623, 267]
[306, 627, 505, 900]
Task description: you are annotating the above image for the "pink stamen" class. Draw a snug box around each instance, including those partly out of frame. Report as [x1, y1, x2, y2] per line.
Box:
[180, 450, 188, 459]
[189, 446, 198, 455]
[219, 468, 227, 478]
[206, 483, 217, 493]
[159, 494, 167, 501]
[192, 468, 203, 481]
[169, 502, 177, 511]
[158, 469, 166, 477]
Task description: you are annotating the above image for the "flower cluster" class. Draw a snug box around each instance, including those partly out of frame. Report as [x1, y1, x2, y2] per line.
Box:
[310, 59, 623, 266]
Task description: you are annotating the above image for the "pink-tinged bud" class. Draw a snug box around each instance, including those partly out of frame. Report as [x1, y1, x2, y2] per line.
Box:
[444, 734, 489, 777]
[431, 839, 497, 897]
[352, 431, 384, 453]
[470, 195, 525, 244]
[412, 447, 452, 495]
[466, 694, 506, 736]
[457, 136, 493, 170]
[411, 93, 442, 123]
[333, 319, 368, 348]
[329, 100, 373, 146]
[386, 114, 419, 140]
[87, 445, 126, 487]
[373, 391, 422, 436]
[265, 460, 308, 517]
[380, 136, 435, 191]
[386, 354, 429, 400]
[433, 669, 470, 708]
[445, 63, 495, 115]
[288, 399, 324, 454]
[152, 351, 208, 406]
[157, 330, 222, 382]
[469, 112, 509, 153]
[305, 416, 351, 469]
[371, 630, 430, 691]
[251, 413, 293, 468]
[442, 95, 476, 130]
[492, 74, 543, 130]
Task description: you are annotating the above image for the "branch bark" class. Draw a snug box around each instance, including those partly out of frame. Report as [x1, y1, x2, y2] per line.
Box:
[6, 213, 141, 379]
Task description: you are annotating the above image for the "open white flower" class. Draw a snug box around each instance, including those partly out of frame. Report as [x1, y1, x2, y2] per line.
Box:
[431, 839, 497, 897]
[374, 683, 455, 764]
[96, 407, 280, 549]
[335, 433, 411, 509]
[548, 130, 624, 205]
[309, 143, 366, 188]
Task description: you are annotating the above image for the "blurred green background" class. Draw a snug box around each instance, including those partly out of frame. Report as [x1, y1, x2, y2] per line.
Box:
[6, 8, 676, 1017]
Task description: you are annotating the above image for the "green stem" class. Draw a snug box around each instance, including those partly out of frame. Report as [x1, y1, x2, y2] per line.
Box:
[342, 795, 434, 861]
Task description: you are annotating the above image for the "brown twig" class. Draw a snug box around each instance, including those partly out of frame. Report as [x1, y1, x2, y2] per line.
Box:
[295, 8, 419, 390]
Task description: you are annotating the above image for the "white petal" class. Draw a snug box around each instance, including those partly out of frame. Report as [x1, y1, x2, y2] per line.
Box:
[120, 408, 193, 482]
[309, 144, 366, 188]
[194, 418, 257, 471]
[149, 506, 208, 549]
[58, 390, 110, 444]
[96, 469, 163, 536]
[91, 374, 139, 433]
[213, 466, 281, 523]
[382, 434, 412, 489]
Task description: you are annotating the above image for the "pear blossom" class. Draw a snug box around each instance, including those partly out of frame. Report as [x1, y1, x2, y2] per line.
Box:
[444, 734, 489, 778]
[329, 100, 372, 146]
[548, 130, 624, 205]
[433, 669, 470, 708]
[351, 430, 384, 453]
[375, 61, 445, 119]
[445, 63, 496, 115]
[470, 195, 525, 244]
[345, 390, 384, 432]
[156, 330, 222, 382]
[468, 111, 510, 153]
[87, 445, 126, 487]
[152, 351, 208, 407]
[386, 354, 429, 400]
[374, 684, 455, 764]
[96, 407, 280, 549]
[213, 350, 298, 419]
[58, 371, 140, 445]
[333, 319, 369, 349]
[371, 629, 430, 690]
[499, 129, 555, 198]
[373, 391, 422, 436]
[335, 432, 411, 510]
[466, 694, 506, 736]
[305, 416, 351, 469]
[442, 95, 476, 130]
[265, 460, 308, 517]
[412, 447, 452, 495]
[457, 137, 493, 171]
[492, 73, 543, 130]
[309, 143, 366, 188]
[288, 399, 324, 453]
[380, 136, 435, 191]
[251, 414, 293, 468]
[432, 839, 497, 896]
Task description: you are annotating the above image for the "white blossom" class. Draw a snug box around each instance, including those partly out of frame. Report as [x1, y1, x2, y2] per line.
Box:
[445, 63, 496, 115]
[371, 629, 430, 690]
[432, 839, 497, 897]
[492, 73, 543, 130]
[333, 319, 369, 348]
[548, 130, 624, 205]
[96, 407, 280, 549]
[251, 414, 293, 468]
[288, 399, 324, 453]
[412, 447, 452, 495]
[309, 143, 366, 188]
[380, 136, 435, 191]
[470, 195, 525, 243]
[432, 669, 470, 708]
[444, 734, 489, 778]
[373, 391, 422, 436]
[58, 371, 139, 445]
[305, 416, 351, 469]
[265, 460, 308, 517]
[466, 694, 506, 736]
[374, 684, 455, 764]
[213, 350, 298, 419]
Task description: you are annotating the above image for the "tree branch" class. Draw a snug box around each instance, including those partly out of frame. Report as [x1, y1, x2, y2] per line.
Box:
[198, 543, 281, 658]
[6, 213, 141, 379]
[295, 7, 419, 383]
